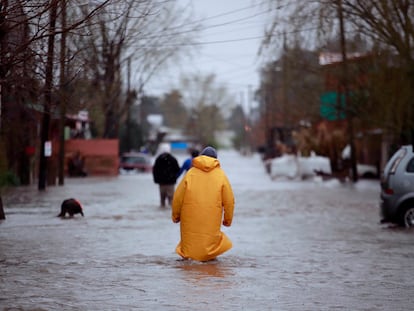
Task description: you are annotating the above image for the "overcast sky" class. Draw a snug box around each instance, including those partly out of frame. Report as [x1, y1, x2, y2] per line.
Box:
[144, 0, 271, 111]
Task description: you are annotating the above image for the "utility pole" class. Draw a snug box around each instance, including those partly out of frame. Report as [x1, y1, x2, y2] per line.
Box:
[126, 57, 131, 152]
[247, 84, 253, 153]
[58, 0, 67, 186]
[282, 31, 287, 128]
[0, 3, 6, 219]
[338, 0, 358, 182]
[38, 0, 58, 190]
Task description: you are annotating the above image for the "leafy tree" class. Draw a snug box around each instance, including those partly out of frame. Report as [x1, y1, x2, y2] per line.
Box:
[180, 74, 234, 147]
[160, 90, 188, 130]
[119, 120, 144, 154]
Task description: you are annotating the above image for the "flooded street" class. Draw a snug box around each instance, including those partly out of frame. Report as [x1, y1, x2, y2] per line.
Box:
[1, 150, 413, 310]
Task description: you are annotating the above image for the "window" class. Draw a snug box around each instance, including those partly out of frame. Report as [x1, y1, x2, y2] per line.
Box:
[406, 157, 414, 173]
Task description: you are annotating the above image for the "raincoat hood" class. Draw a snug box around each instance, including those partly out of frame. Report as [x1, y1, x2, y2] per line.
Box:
[200, 146, 217, 158]
[192, 155, 220, 172]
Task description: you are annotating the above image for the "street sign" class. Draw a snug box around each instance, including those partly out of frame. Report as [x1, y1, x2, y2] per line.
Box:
[320, 92, 346, 121]
[44, 141, 52, 157]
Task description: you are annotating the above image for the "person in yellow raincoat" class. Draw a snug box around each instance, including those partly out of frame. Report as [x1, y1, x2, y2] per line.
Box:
[172, 146, 235, 262]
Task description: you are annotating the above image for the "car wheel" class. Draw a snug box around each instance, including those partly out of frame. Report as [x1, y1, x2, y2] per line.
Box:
[401, 206, 414, 227]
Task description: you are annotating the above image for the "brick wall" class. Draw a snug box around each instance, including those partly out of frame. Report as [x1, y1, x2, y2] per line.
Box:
[65, 139, 119, 176]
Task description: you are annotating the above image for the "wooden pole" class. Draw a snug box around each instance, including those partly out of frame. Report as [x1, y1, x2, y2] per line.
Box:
[338, 0, 358, 182]
[38, 0, 58, 190]
[58, 0, 67, 186]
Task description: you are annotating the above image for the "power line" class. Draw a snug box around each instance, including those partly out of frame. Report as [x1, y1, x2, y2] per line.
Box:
[138, 1, 287, 41]
[166, 0, 270, 29]
[145, 1, 266, 41]
[133, 26, 321, 48]
[139, 8, 273, 40]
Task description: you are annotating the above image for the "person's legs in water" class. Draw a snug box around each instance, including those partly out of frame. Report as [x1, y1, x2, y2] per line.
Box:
[165, 185, 175, 206]
[159, 185, 167, 207]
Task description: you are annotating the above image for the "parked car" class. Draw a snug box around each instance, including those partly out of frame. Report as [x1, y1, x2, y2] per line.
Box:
[357, 163, 378, 179]
[119, 152, 152, 173]
[380, 145, 414, 227]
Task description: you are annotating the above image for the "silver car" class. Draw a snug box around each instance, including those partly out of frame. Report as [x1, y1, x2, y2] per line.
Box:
[380, 145, 414, 227]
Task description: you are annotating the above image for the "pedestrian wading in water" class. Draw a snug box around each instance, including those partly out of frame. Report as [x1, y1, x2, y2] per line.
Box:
[177, 148, 199, 179]
[172, 146, 235, 262]
[152, 144, 180, 207]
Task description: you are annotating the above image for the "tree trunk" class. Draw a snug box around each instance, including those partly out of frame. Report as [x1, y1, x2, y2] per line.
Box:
[338, 0, 358, 182]
[0, 195, 5, 220]
[58, 0, 67, 186]
[38, 0, 58, 190]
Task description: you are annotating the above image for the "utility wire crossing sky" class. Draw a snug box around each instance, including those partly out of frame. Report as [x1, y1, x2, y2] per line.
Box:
[145, 0, 272, 112]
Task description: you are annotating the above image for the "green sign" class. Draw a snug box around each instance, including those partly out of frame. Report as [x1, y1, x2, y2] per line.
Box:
[320, 92, 346, 121]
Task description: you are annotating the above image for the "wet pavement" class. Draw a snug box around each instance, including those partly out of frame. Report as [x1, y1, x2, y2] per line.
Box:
[1, 150, 413, 310]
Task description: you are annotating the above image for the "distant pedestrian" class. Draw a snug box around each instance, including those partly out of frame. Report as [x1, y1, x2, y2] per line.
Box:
[177, 149, 199, 179]
[68, 150, 87, 177]
[152, 144, 180, 207]
[172, 146, 235, 262]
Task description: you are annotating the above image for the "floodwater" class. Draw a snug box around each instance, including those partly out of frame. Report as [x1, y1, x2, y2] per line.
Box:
[1, 150, 413, 310]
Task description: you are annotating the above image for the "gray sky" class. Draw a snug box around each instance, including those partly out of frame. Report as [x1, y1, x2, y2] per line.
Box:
[145, 0, 270, 111]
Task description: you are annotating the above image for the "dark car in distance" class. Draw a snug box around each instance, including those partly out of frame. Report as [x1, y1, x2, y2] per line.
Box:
[119, 152, 152, 173]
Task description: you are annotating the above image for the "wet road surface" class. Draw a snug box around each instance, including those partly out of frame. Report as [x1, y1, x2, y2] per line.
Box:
[1, 150, 413, 310]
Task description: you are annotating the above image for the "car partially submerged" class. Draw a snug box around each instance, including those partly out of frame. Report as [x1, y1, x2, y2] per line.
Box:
[380, 145, 414, 227]
[119, 152, 152, 173]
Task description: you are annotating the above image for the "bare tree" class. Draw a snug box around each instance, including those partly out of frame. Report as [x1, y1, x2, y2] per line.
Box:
[0, 0, 111, 198]
[341, 1, 414, 66]
[37, 0, 58, 191]
[260, 0, 414, 178]
[340, 0, 414, 145]
[180, 73, 235, 147]
[262, 0, 414, 123]
[73, 0, 199, 139]
[36, 0, 110, 190]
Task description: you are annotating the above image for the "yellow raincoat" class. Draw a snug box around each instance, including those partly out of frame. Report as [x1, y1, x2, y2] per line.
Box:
[172, 155, 235, 261]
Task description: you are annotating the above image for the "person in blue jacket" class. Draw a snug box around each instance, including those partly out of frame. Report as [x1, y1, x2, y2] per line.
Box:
[177, 149, 199, 178]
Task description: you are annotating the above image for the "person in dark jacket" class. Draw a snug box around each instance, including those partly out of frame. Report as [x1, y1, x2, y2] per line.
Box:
[152, 146, 180, 207]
